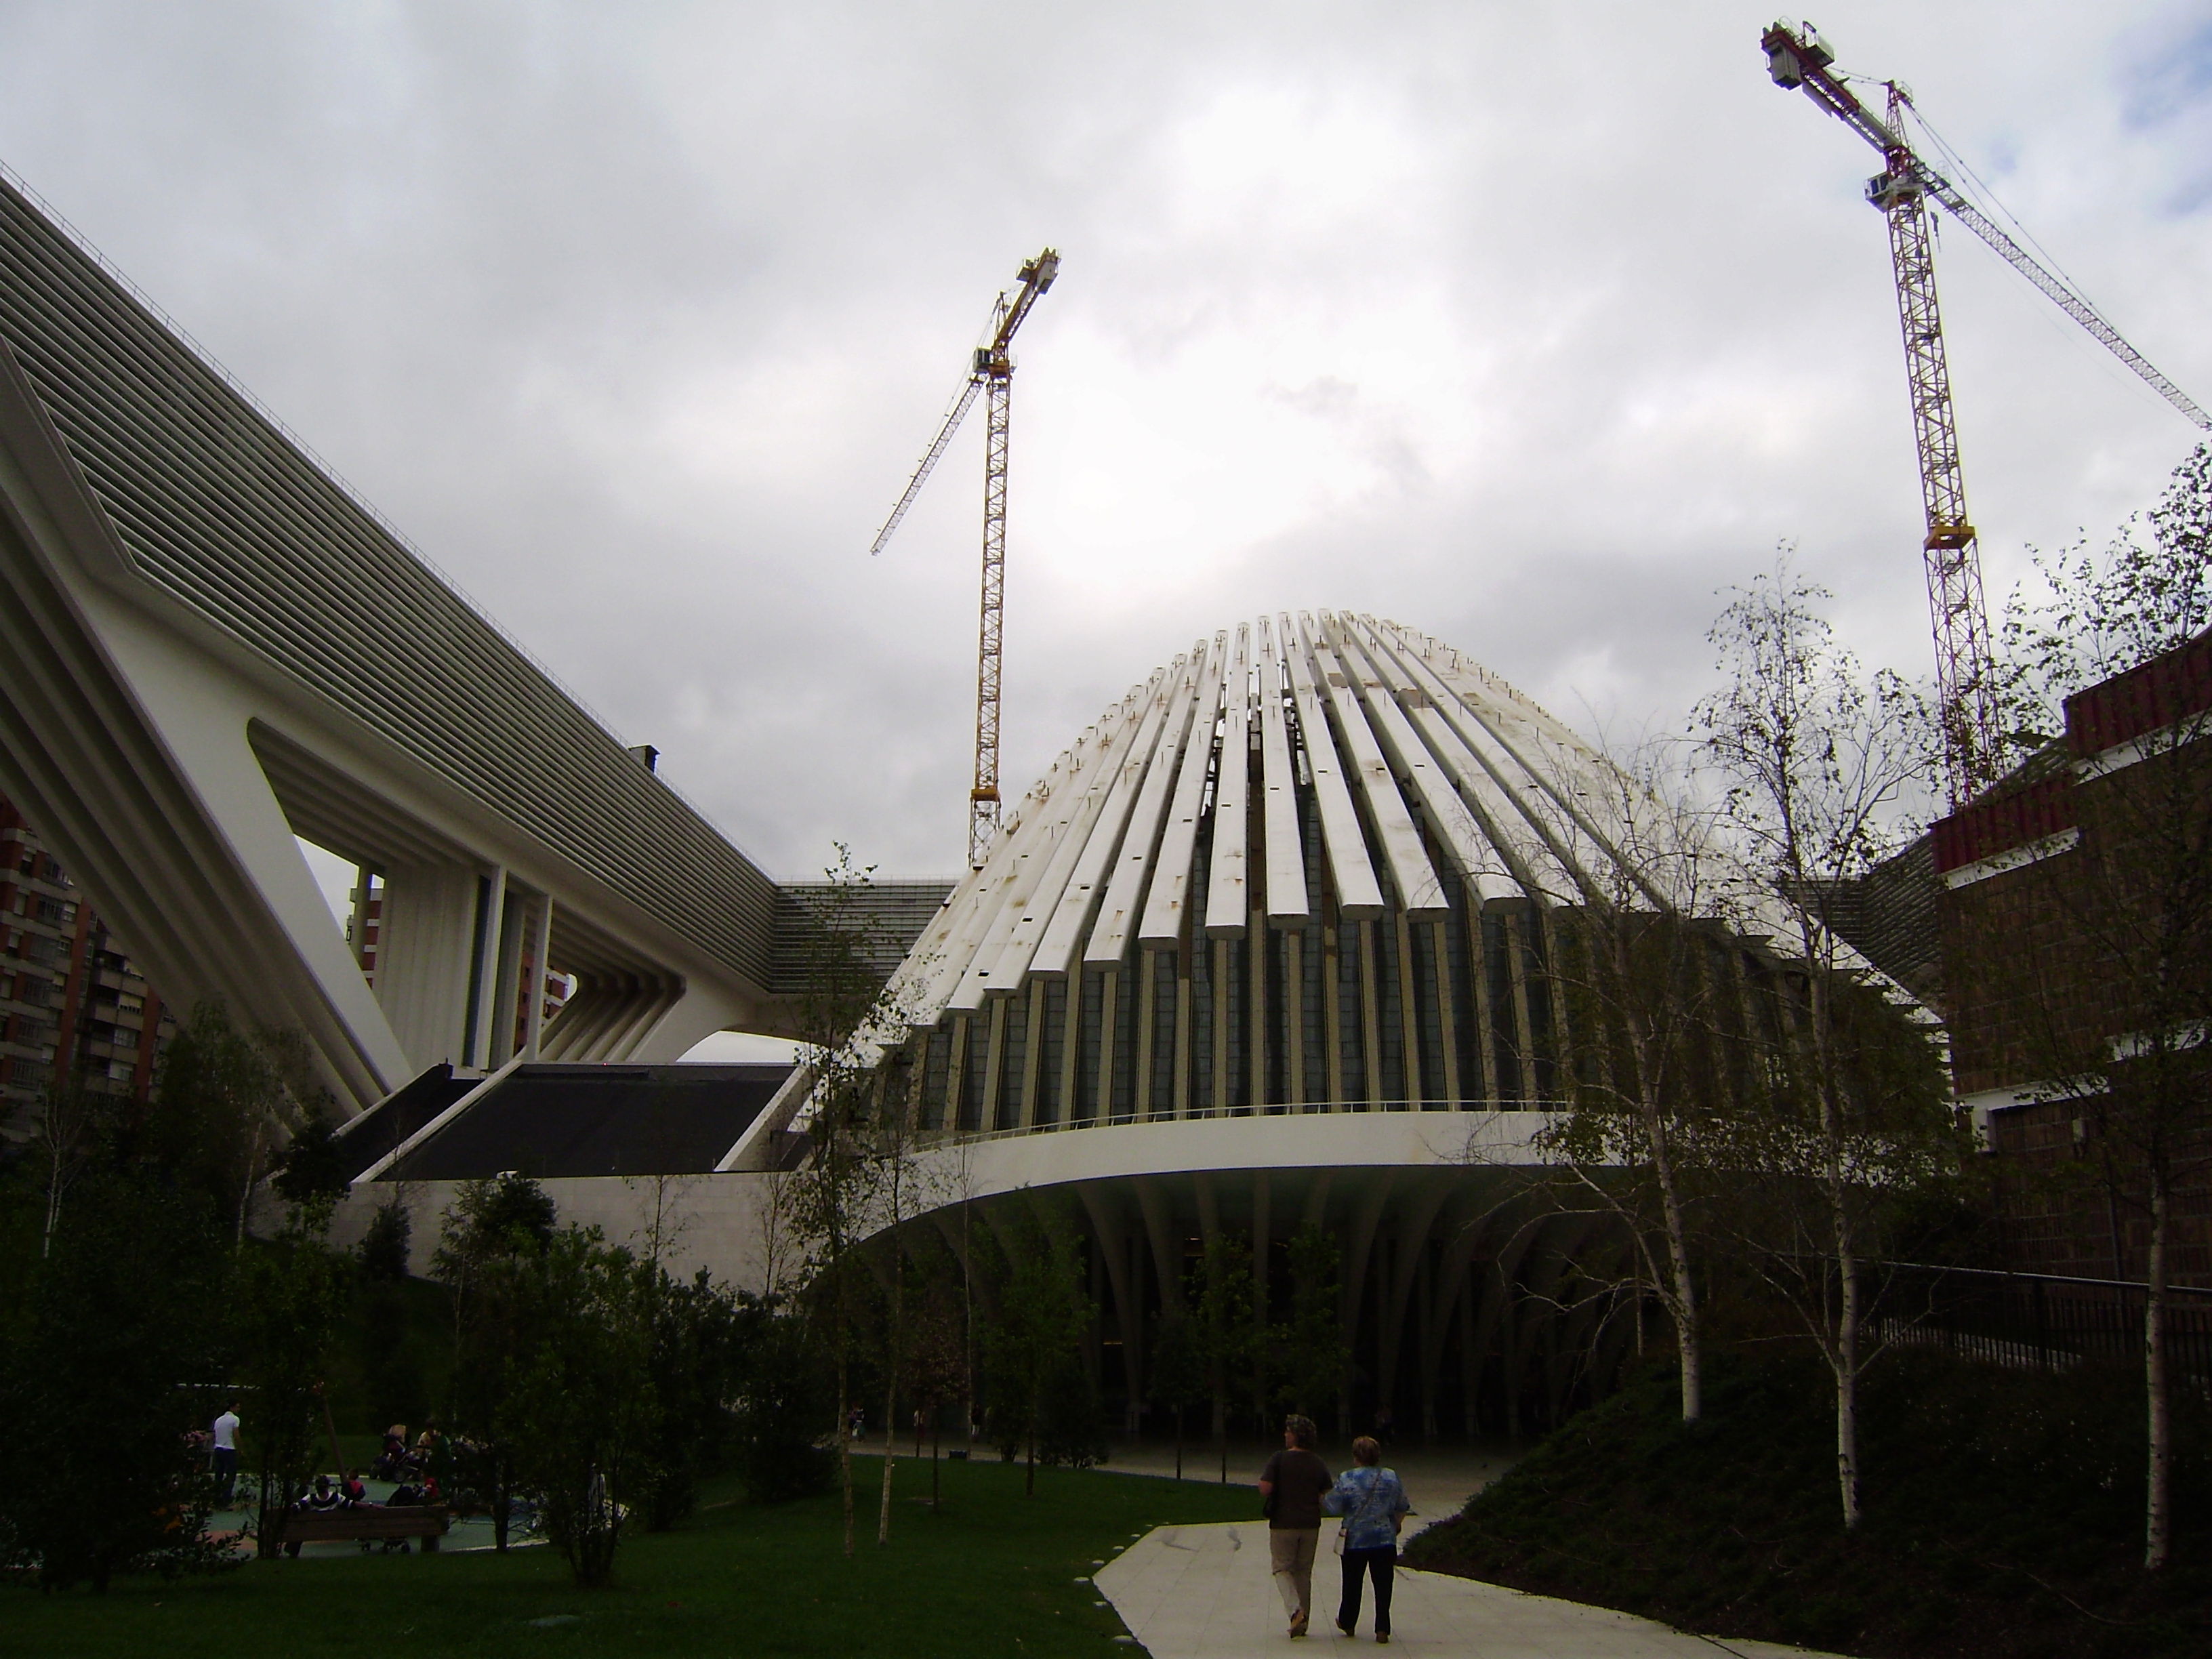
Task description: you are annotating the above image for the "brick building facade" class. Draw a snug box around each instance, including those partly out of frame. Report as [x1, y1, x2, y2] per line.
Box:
[0, 795, 176, 1121]
[1933, 632, 2212, 1288]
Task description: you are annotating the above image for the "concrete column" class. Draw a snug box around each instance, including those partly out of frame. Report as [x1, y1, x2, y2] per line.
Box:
[377, 860, 480, 1071]
[521, 895, 554, 1060]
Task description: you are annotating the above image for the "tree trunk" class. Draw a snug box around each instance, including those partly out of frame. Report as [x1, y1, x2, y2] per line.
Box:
[877, 1396, 898, 1545]
[836, 1347, 854, 1558]
[493, 1450, 510, 1551]
[1834, 1249, 1862, 1530]
[41, 1138, 62, 1258]
[1649, 1115, 1702, 1423]
[1809, 963, 1863, 1532]
[2145, 1170, 2171, 1571]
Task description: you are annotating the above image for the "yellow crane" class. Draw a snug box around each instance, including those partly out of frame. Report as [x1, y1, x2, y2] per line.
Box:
[1763, 22, 2209, 804]
[872, 249, 1061, 867]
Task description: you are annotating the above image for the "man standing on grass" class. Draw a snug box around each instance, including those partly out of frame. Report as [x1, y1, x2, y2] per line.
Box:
[1258, 1414, 1333, 1637]
[211, 1399, 241, 1505]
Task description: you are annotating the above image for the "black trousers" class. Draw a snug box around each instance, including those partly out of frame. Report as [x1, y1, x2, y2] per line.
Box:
[1338, 1544, 1395, 1635]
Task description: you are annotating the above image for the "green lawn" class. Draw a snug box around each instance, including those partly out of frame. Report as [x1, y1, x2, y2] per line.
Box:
[3, 1454, 1256, 1657]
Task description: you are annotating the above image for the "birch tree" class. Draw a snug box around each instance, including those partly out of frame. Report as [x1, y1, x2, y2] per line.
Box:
[1982, 443, 2212, 1571]
[781, 844, 929, 1555]
[1534, 744, 1740, 1424]
[1696, 557, 1952, 1530]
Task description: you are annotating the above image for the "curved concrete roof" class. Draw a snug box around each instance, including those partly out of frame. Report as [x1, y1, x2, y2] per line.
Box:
[884, 611, 1879, 1038]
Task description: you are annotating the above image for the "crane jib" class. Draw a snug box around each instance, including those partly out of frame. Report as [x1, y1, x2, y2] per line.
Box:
[867, 246, 1061, 867]
[1763, 22, 2207, 432]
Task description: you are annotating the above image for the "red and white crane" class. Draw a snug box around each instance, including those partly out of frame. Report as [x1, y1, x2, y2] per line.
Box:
[872, 249, 1061, 868]
[1762, 21, 2209, 804]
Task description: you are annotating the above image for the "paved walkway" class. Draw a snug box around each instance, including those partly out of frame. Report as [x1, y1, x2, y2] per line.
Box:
[1094, 1523, 1853, 1659]
[1092, 1441, 1516, 1539]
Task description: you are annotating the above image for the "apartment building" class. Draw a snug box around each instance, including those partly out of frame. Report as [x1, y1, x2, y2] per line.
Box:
[0, 795, 174, 1117]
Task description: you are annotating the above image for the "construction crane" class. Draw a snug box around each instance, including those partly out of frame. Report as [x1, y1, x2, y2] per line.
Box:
[872, 248, 1061, 868]
[1762, 21, 2211, 806]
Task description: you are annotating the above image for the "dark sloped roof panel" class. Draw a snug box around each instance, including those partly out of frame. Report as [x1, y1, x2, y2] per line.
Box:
[333, 1062, 479, 1183]
[382, 1062, 794, 1180]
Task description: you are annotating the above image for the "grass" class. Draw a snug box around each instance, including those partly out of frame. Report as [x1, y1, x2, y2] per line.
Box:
[3, 1453, 1257, 1657]
[1405, 1349, 2211, 1659]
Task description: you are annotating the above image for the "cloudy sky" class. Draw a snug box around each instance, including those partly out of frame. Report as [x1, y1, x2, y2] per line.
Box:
[3, 1, 2208, 895]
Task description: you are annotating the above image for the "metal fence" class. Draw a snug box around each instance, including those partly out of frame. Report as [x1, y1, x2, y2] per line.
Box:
[1875, 1262, 2212, 1383]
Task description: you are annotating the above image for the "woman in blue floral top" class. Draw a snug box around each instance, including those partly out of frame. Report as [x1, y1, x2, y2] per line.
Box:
[1324, 1435, 1410, 1642]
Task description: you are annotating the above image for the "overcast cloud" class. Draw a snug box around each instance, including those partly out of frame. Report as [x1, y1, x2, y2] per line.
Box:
[2, 1, 2208, 888]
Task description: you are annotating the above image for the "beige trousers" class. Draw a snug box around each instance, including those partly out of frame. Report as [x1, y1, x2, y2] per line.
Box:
[1269, 1527, 1321, 1620]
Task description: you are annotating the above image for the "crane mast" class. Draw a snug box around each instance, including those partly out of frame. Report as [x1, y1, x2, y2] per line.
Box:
[1762, 20, 2211, 805]
[872, 248, 1061, 867]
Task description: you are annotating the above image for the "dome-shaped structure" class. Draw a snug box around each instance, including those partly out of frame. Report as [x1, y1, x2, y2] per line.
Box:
[884, 611, 1786, 1130]
[740, 612, 1928, 1443]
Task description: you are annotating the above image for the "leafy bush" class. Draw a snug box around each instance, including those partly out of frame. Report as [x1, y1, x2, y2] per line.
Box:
[0, 1173, 234, 1589]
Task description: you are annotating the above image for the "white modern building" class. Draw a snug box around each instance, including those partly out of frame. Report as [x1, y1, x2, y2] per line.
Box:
[0, 169, 949, 1111]
[709, 613, 1931, 1437]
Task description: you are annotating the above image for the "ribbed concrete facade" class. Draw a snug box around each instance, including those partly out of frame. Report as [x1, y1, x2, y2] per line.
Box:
[893, 612, 1711, 1128]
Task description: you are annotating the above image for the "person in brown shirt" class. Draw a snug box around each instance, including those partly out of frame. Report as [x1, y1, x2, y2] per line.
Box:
[1258, 1414, 1334, 1637]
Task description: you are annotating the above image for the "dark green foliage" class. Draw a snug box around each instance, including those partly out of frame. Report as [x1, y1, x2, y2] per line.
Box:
[1187, 1233, 1259, 1437]
[349, 1276, 438, 1435]
[1407, 1349, 2212, 1658]
[270, 1115, 347, 1210]
[434, 1172, 557, 1266]
[632, 1267, 753, 1532]
[502, 1229, 657, 1587]
[430, 1176, 562, 1552]
[1033, 1349, 1109, 1469]
[356, 1197, 411, 1282]
[1273, 1223, 1350, 1421]
[0, 1172, 232, 1589]
[977, 1206, 1094, 1495]
[728, 1294, 836, 1503]
[148, 1002, 331, 1243]
[231, 1220, 352, 1558]
[1147, 1313, 1207, 1473]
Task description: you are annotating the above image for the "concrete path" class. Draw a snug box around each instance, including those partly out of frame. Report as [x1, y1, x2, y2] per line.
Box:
[1093, 1441, 1516, 1538]
[1093, 1522, 1853, 1659]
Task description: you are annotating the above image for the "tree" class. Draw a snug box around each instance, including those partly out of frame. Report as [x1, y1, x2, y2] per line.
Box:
[23, 1071, 115, 1259]
[780, 844, 933, 1553]
[633, 1263, 751, 1532]
[1147, 1311, 1207, 1479]
[978, 1203, 1094, 1496]
[149, 1002, 333, 1249]
[231, 1202, 352, 1559]
[358, 1195, 413, 1282]
[900, 1254, 969, 1511]
[1189, 1233, 1261, 1481]
[1530, 745, 1743, 1424]
[504, 1228, 657, 1587]
[1696, 556, 1956, 1530]
[430, 1172, 559, 1550]
[1273, 1223, 1351, 1423]
[0, 1170, 230, 1589]
[727, 1290, 834, 1504]
[1982, 442, 2212, 1571]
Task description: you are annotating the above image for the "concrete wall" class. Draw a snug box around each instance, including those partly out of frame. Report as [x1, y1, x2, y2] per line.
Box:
[329, 1170, 785, 1292]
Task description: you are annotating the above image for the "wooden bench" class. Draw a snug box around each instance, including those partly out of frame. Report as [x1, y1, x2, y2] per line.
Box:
[279, 1505, 451, 1556]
